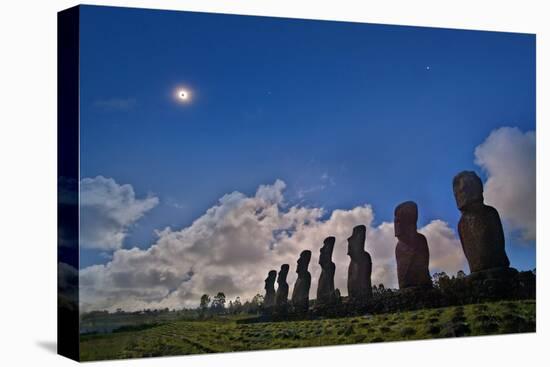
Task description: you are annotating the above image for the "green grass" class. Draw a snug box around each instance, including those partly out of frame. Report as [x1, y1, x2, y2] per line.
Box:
[80, 299, 535, 361]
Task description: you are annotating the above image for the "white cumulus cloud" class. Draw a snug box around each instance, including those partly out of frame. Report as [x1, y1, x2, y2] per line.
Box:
[474, 127, 536, 242]
[80, 180, 465, 312]
[80, 176, 159, 250]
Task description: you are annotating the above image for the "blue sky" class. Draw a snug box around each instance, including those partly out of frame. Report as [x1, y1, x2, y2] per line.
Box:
[78, 5, 535, 277]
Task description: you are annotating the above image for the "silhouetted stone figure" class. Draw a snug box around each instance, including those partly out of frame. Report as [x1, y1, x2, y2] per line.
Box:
[275, 264, 290, 309]
[263, 270, 277, 310]
[317, 237, 338, 305]
[394, 201, 432, 289]
[291, 250, 312, 312]
[453, 171, 510, 273]
[347, 225, 372, 304]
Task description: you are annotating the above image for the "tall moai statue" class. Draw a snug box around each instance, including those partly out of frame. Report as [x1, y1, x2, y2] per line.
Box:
[291, 250, 312, 312]
[317, 236, 338, 305]
[394, 201, 432, 289]
[453, 171, 510, 273]
[263, 270, 277, 309]
[347, 225, 373, 304]
[275, 264, 290, 308]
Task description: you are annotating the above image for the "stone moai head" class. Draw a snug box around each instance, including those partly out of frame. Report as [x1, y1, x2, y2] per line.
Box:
[394, 201, 418, 238]
[296, 250, 312, 275]
[319, 236, 335, 266]
[265, 270, 277, 289]
[453, 171, 484, 211]
[278, 264, 289, 284]
[347, 225, 366, 258]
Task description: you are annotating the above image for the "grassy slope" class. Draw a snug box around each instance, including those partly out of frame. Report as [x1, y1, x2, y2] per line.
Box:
[80, 311, 184, 334]
[80, 300, 535, 361]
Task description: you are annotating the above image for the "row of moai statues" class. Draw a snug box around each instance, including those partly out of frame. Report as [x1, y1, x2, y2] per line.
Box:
[263, 224, 374, 312]
[263, 171, 511, 312]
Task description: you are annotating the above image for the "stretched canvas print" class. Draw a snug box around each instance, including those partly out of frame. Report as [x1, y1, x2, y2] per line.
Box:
[58, 5, 536, 362]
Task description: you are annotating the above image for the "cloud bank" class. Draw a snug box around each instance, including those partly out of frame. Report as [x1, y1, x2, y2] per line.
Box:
[80, 176, 159, 250]
[475, 127, 536, 242]
[80, 179, 465, 312]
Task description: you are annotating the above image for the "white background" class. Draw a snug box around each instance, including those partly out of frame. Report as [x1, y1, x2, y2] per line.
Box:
[0, 0, 547, 366]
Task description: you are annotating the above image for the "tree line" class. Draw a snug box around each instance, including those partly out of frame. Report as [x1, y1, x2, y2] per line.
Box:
[199, 292, 265, 316]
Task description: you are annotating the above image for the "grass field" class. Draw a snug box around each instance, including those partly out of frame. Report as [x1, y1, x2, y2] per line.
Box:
[80, 299, 535, 361]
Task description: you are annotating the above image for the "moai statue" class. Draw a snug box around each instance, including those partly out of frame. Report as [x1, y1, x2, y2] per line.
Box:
[275, 264, 290, 308]
[263, 270, 277, 309]
[453, 171, 510, 273]
[317, 237, 337, 305]
[394, 201, 432, 289]
[347, 225, 373, 304]
[291, 250, 312, 313]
